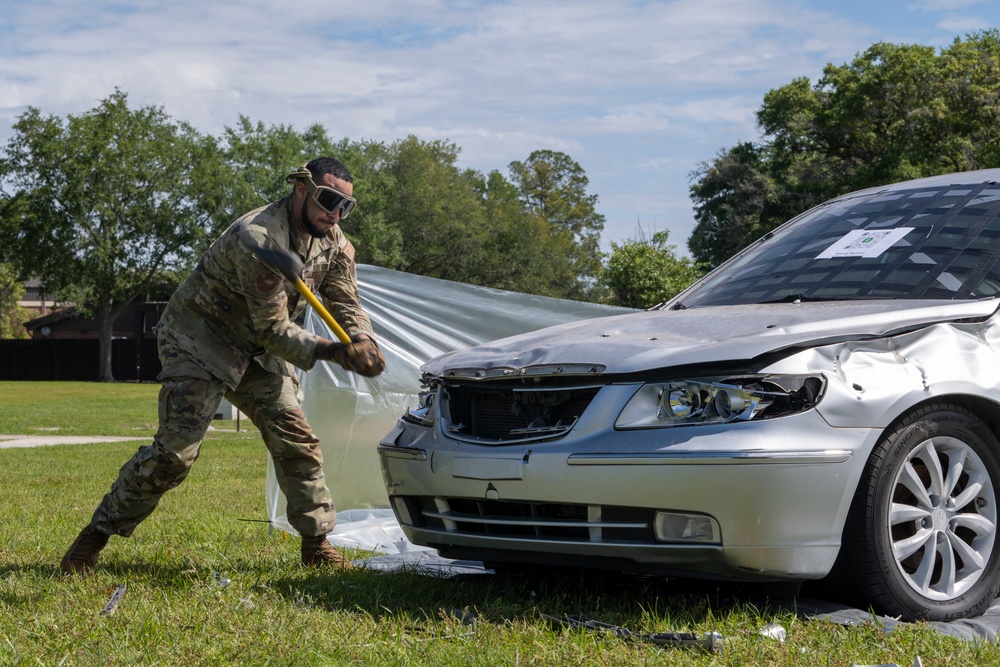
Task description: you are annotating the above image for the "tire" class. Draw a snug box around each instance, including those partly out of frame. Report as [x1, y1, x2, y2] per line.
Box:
[839, 403, 1000, 621]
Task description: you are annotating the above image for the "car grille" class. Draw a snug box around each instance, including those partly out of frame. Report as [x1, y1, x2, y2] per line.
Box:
[401, 496, 656, 543]
[441, 383, 601, 444]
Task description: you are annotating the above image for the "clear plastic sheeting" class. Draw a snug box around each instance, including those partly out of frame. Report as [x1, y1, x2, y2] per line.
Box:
[269, 508, 426, 555]
[358, 550, 494, 578]
[266, 264, 633, 525]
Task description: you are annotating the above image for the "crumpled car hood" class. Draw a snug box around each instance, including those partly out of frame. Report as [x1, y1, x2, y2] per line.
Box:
[423, 299, 1000, 377]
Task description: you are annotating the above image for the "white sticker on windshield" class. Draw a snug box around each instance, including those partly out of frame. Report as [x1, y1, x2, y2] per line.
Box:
[816, 228, 913, 259]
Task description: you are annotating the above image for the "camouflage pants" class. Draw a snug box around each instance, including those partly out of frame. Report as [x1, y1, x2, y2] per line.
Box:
[89, 363, 336, 538]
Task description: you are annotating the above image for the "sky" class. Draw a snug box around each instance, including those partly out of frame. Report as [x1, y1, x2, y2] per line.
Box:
[1, 0, 997, 256]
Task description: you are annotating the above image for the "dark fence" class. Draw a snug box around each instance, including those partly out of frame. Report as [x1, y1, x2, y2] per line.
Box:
[0, 338, 161, 381]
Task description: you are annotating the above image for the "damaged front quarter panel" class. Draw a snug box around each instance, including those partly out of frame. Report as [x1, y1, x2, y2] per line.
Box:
[766, 316, 1000, 428]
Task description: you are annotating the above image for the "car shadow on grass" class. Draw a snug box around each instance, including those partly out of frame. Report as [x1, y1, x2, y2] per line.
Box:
[270, 563, 813, 630]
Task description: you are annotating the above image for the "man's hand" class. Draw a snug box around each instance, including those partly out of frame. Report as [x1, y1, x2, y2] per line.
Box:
[315, 334, 385, 377]
[342, 335, 385, 377]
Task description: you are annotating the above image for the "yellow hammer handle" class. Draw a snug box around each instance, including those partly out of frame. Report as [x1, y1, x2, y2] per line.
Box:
[293, 277, 352, 344]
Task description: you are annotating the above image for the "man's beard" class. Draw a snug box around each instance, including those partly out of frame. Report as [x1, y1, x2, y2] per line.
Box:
[300, 200, 330, 238]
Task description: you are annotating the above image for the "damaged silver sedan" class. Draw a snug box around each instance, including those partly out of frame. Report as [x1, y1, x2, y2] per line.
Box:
[379, 169, 1000, 621]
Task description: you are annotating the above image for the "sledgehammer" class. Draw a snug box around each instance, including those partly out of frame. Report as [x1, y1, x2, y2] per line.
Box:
[251, 244, 353, 345]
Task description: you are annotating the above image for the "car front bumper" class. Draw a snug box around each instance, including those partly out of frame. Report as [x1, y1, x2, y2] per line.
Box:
[379, 382, 880, 581]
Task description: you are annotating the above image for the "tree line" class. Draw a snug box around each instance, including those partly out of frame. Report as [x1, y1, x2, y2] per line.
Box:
[688, 30, 1000, 267]
[0, 89, 697, 378]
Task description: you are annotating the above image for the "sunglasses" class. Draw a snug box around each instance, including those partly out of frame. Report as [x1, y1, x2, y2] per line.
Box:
[303, 177, 357, 219]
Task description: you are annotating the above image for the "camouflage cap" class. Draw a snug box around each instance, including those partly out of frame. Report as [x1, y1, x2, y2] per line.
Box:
[285, 163, 311, 183]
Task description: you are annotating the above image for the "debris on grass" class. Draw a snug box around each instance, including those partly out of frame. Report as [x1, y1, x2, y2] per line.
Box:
[99, 584, 127, 617]
[542, 612, 723, 652]
[759, 622, 787, 642]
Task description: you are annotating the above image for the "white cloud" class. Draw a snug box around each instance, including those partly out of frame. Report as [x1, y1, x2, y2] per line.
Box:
[0, 0, 982, 251]
[582, 112, 671, 134]
[907, 0, 985, 10]
[936, 15, 993, 33]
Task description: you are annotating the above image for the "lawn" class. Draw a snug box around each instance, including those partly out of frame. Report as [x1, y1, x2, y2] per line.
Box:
[0, 381, 996, 665]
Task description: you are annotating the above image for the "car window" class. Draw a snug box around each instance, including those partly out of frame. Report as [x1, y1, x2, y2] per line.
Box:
[679, 184, 1000, 307]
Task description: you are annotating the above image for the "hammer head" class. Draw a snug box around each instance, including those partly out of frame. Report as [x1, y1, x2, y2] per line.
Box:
[250, 242, 304, 283]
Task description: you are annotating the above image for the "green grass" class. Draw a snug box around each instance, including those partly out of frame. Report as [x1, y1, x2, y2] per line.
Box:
[0, 381, 162, 436]
[1, 381, 997, 665]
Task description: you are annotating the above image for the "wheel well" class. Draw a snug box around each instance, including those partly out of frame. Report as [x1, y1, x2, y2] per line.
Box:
[825, 393, 1000, 619]
[880, 394, 1000, 449]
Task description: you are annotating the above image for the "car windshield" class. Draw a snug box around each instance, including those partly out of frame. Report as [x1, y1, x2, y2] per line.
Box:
[678, 183, 1000, 308]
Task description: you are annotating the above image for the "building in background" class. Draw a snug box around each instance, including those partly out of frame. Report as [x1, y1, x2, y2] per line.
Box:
[23, 302, 165, 340]
[18, 278, 60, 317]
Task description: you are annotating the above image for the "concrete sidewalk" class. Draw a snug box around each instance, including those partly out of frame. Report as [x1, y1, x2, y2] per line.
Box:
[0, 434, 147, 449]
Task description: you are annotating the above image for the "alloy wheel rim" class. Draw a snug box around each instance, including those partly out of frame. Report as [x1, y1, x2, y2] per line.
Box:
[888, 435, 997, 601]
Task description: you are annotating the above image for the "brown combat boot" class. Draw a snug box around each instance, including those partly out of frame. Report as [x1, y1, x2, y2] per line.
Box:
[301, 535, 353, 569]
[60, 526, 110, 574]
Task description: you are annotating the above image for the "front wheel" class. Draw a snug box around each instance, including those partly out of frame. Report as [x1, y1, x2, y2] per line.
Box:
[839, 403, 1000, 621]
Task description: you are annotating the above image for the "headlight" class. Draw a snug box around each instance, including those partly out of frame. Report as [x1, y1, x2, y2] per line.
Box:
[615, 374, 824, 429]
[402, 386, 437, 426]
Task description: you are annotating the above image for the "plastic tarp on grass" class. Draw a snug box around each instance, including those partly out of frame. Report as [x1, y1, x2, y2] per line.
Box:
[266, 264, 633, 531]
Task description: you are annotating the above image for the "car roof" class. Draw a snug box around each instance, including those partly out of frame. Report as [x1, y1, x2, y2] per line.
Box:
[840, 168, 1000, 200]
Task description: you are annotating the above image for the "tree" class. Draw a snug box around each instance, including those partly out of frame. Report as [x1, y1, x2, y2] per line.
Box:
[369, 135, 488, 282]
[689, 30, 1000, 269]
[938, 30, 1000, 168]
[334, 137, 406, 269]
[0, 89, 226, 381]
[603, 231, 704, 309]
[468, 169, 571, 296]
[508, 150, 606, 299]
[688, 143, 782, 267]
[340, 136, 577, 298]
[0, 263, 32, 339]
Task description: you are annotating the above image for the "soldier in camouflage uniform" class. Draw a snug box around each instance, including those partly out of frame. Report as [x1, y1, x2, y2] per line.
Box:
[61, 157, 384, 573]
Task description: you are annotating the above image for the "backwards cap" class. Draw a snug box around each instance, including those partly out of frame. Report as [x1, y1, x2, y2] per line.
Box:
[285, 163, 312, 183]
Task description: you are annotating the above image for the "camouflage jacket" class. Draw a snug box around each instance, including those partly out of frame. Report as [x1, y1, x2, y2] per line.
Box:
[156, 196, 375, 388]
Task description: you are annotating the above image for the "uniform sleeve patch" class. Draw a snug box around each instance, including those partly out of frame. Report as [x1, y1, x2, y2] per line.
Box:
[254, 269, 282, 295]
[341, 239, 358, 280]
[340, 239, 356, 262]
